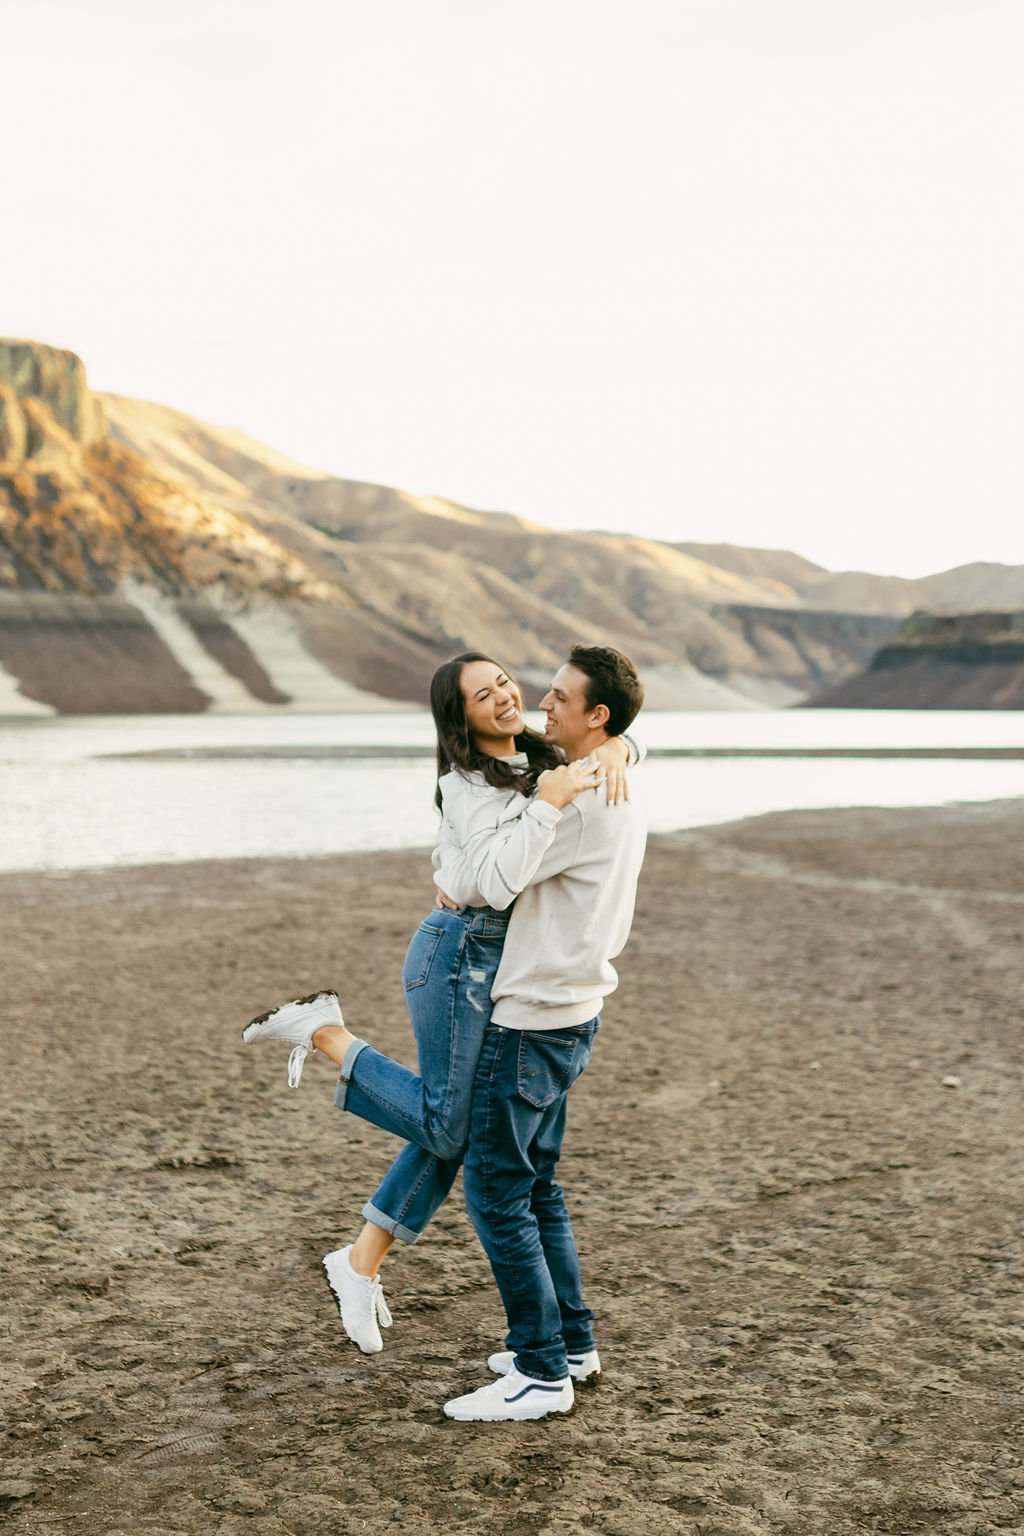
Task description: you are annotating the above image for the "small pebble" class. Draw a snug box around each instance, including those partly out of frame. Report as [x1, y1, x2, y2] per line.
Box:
[941, 1075, 961, 1089]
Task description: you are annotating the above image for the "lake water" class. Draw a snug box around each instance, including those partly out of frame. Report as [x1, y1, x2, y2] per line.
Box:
[1, 710, 1022, 874]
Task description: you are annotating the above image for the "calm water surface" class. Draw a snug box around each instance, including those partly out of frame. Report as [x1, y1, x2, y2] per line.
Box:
[1, 711, 1022, 873]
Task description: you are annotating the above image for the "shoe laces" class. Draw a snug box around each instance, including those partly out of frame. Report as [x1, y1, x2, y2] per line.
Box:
[287, 1045, 309, 1088]
[372, 1275, 393, 1330]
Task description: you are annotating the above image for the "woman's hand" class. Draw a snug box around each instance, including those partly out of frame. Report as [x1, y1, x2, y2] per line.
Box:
[591, 737, 630, 804]
[535, 760, 602, 811]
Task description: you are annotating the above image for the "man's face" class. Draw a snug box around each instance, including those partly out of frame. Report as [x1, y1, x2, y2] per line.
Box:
[539, 664, 592, 752]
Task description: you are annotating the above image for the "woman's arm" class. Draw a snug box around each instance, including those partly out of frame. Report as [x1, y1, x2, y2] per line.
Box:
[446, 761, 598, 911]
[431, 813, 483, 909]
[576, 732, 645, 805]
[591, 736, 628, 804]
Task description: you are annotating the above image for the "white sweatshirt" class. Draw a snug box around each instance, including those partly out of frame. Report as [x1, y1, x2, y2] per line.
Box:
[433, 750, 648, 1030]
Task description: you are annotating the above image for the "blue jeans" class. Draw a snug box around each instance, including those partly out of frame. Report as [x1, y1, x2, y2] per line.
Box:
[462, 1018, 600, 1382]
[334, 905, 510, 1243]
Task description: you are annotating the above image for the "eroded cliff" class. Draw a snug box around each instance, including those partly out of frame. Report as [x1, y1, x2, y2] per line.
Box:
[806, 611, 1024, 708]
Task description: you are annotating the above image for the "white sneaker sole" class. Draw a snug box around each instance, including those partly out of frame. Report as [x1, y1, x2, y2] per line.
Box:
[444, 1397, 574, 1422]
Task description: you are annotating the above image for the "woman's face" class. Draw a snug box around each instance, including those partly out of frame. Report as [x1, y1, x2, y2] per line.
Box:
[459, 660, 525, 754]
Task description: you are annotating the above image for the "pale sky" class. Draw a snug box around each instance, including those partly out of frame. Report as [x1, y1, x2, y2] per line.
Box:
[4, 0, 1022, 577]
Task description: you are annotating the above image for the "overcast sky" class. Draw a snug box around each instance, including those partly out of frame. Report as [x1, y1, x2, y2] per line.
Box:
[4, 0, 1022, 576]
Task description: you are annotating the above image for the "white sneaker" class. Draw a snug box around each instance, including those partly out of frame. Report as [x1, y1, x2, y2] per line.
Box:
[242, 990, 343, 1086]
[487, 1347, 601, 1384]
[444, 1369, 574, 1422]
[322, 1245, 393, 1354]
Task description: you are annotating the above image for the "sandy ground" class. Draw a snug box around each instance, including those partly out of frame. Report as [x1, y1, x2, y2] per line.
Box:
[2, 803, 1023, 1536]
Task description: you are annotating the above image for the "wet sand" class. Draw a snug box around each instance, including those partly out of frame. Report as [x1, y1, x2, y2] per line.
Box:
[2, 803, 1022, 1535]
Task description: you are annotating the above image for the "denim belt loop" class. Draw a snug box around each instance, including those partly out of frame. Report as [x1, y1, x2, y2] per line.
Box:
[463, 905, 512, 938]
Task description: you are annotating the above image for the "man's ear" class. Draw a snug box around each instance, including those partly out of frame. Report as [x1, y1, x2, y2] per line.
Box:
[588, 703, 611, 729]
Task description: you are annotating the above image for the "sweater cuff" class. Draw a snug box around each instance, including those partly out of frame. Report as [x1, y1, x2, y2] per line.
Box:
[620, 731, 646, 766]
[526, 799, 562, 828]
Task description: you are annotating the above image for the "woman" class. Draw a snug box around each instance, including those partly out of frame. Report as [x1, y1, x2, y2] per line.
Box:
[242, 652, 632, 1352]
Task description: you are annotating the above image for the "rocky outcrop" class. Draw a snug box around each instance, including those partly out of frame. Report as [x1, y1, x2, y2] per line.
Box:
[721, 606, 900, 696]
[0, 343, 386, 712]
[0, 340, 106, 461]
[805, 611, 1024, 708]
[0, 437, 334, 604]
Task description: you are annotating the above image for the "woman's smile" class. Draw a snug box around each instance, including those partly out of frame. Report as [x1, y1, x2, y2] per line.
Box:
[459, 660, 525, 750]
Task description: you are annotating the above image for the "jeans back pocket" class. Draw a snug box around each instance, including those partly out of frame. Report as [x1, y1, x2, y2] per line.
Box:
[516, 1029, 593, 1109]
[403, 922, 444, 991]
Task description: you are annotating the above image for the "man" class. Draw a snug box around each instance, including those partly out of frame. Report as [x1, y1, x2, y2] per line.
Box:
[441, 644, 647, 1421]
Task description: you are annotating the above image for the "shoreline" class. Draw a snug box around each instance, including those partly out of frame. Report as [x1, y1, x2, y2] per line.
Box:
[101, 743, 1024, 760]
[3, 802, 1022, 1534]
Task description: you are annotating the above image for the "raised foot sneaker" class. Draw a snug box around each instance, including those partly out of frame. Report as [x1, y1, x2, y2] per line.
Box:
[487, 1348, 601, 1384]
[444, 1369, 574, 1422]
[322, 1245, 393, 1354]
[241, 991, 343, 1087]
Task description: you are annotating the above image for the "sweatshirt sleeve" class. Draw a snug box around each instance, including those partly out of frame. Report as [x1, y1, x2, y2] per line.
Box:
[562, 734, 645, 766]
[432, 813, 484, 907]
[495, 802, 589, 892]
[620, 731, 646, 766]
[457, 793, 607, 908]
[445, 780, 565, 912]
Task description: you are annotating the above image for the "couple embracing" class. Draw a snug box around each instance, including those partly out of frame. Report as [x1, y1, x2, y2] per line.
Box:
[243, 644, 647, 1421]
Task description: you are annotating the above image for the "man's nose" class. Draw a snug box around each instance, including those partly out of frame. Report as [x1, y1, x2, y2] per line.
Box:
[539, 691, 554, 710]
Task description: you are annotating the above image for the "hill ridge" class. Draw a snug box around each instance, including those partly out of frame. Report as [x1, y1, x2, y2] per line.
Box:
[4, 338, 1016, 714]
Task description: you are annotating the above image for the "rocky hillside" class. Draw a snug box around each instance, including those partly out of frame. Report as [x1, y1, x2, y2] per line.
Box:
[100, 392, 899, 707]
[0, 343, 333, 604]
[0, 337, 997, 715]
[806, 611, 1024, 709]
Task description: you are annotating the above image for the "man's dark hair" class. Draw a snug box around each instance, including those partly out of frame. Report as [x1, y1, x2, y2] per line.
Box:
[567, 645, 644, 737]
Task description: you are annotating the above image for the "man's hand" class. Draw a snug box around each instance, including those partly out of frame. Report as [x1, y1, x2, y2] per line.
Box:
[435, 887, 464, 911]
[535, 760, 601, 810]
[591, 737, 630, 804]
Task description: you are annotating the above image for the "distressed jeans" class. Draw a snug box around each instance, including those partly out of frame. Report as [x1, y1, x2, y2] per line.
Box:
[334, 904, 510, 1243]
[462, 1017, 600, 1382]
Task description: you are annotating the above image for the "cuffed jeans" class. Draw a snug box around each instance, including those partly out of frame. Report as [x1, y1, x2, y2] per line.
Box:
[462, 1018, 600, 1382]
[334, 905, 510, 1243]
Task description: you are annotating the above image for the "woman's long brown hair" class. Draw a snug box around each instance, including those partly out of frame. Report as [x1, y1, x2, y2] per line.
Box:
[430, 652, 559, 809]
